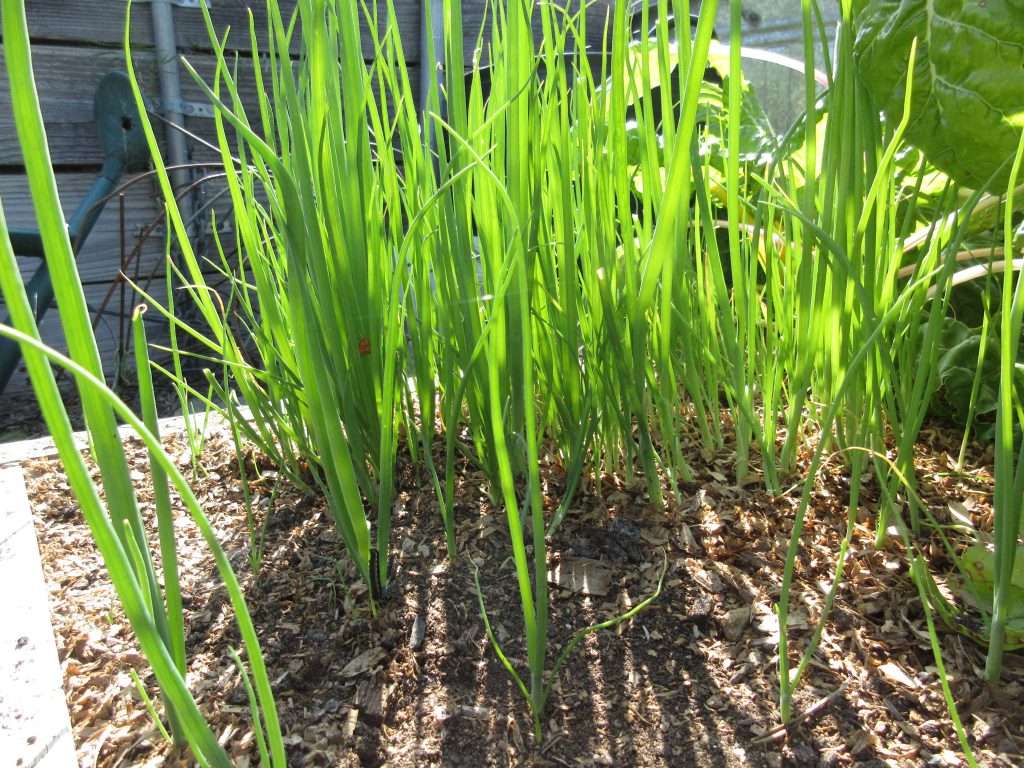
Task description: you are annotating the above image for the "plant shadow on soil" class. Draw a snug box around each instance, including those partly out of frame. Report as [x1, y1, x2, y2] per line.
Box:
[180, 439, 787, 768]
[25, 419, 1024, 767]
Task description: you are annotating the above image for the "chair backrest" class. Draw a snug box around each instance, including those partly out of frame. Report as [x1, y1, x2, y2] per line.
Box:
[93, 71, 149, 174]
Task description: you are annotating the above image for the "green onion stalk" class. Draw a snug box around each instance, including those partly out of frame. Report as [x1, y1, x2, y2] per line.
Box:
[1, 1, 284, 762]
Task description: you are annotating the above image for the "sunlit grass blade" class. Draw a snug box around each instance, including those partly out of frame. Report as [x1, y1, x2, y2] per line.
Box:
[6, 0, 169, 641]
[0, 324, 288, 766]
[132, 303, 187, 744]
[985, 129, 1024, 680]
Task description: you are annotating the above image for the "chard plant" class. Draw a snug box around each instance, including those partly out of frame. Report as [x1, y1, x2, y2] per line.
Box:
[851, 0, 1024, 682]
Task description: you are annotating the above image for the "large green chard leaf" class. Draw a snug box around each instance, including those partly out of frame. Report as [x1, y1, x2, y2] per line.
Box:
[928, 314, 1024, 440]
[960, 543, 1024, 650]
[852, 0, 1024, 191]
[929, 316, 1002, 439]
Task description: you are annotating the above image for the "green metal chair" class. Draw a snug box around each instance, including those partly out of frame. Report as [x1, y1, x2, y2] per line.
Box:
[0, 71, 149, 394]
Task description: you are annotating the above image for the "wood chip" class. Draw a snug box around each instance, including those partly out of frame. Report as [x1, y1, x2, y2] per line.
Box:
[339, 647, 385, 678]
[341, 708, 359, 739]
[409, 615, 426, 651]
[354, 677, 387, 725]
[676, 523, 702, 554]
[547, 557, 611, 596]
[878, 661, 920, 690]
[720, 605, 751, 641]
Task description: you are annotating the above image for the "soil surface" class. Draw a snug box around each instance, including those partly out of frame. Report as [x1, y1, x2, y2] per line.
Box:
[21, 416, 1024, 767]
[1, 372, 183, 444]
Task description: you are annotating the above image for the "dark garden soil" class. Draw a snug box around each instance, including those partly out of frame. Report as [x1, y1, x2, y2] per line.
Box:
[21, 416, 1024, 767]
[1, 373, 183, 444]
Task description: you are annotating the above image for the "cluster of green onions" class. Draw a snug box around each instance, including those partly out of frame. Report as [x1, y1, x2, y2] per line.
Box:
[1, 0, 1020, 764]
[0, 0, 283, 764]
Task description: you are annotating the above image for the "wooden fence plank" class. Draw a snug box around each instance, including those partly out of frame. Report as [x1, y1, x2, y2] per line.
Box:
[0, 43, 265, 166]
[1, 1, 616, 166]
[13, 2, 613, 60]
[0, 42, 424, 167]
[15, 0, 419, 60]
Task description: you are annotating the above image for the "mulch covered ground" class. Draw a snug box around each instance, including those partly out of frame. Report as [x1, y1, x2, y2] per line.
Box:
[18, 413, 1024, 767]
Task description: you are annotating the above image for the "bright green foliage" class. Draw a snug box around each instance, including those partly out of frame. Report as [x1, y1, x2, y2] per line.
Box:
[140, 0, 1018, 748]
[5, 0, 1024, 760]
[987, 133, 1024, 681]
[852, 0, 1024, 191]
[0, 2, 285, 763]
[962, 543, 1024, 649]
[930, 316, 1024, 441]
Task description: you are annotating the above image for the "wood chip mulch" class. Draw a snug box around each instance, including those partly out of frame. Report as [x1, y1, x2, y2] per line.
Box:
[20, 415, 1024, 767]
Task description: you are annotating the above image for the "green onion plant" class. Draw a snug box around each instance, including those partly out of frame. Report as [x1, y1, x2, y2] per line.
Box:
[0, 1, 284, 762]
[110, 0, 1022, 751]
[985, 131, 1024, 680]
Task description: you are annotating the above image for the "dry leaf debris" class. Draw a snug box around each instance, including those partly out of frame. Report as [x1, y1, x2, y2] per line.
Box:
[20, 418, 1024, 767]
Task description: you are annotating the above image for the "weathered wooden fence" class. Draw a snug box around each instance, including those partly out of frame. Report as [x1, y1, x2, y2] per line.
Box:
[0, 1, 837, 395]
